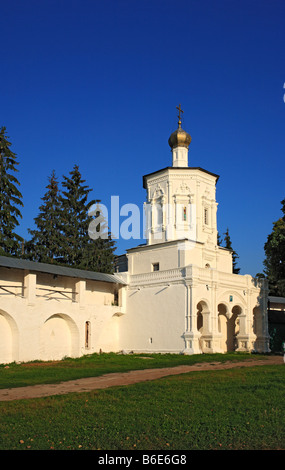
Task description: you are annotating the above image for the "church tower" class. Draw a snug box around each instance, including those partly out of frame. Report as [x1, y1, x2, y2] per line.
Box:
[143, 105, 220, 259]
[122, 105, 269, 356]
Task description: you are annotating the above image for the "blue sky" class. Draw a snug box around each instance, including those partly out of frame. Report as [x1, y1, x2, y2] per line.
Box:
[1, 0, 285, 276]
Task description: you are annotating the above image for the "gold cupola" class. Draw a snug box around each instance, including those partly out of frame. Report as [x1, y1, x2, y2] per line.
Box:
[168, 104, 191, 150]
[168, 104, 191, 167]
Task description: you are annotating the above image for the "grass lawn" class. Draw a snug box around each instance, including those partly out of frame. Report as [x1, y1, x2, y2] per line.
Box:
[0, 351, 273, 389]
[0, 354, 284, 450]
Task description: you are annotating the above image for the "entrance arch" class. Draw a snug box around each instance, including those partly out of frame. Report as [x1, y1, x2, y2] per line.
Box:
[0, 310, 19, 364]
[196, 300, 210, 332]
[218, 303, 241, 352]
[40, 314, 79, 361]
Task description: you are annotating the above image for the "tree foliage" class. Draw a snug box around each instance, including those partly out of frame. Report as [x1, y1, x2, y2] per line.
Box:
[217, 228, 240, 274]
[59, 165, 116, 272]
[263, 198, 285, 296]
[59, 164, 94, 267]
[217, 231, 222, 246]
[27, 164, 116, 273]
[0, 127, 23, 256]
[86, 201, 117, 273]
[26, 170, 63, 263]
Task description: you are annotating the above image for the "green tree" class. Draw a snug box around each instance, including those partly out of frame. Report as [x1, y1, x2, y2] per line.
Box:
[59, 165, 116, 272]
[217, 231, 222, 246]
[223, 227, 240, 274]
[0, 127, 23, 256]
[26, 170, 63, 263]
[87, 202, 116, 273]
[263, 198, 285, 296]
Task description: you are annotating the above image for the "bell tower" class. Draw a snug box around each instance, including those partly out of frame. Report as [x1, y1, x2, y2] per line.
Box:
[143, 105, 219, 250]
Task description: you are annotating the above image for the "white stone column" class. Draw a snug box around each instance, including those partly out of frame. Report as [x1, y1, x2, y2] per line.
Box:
[150, 199, 154, 244]
[200, 310, 216, 353]
[196, 181, 200, 241]
[23, 270, 36, 305]
[75, 279, 86, 308]
[183, 282, 201, 354]
[166, 181, 173, 241]
[236, 313, 250, 351]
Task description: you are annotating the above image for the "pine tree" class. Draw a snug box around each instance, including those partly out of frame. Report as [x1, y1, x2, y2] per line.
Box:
[0, 127, 23, 256]
[87, 202, 116, 273]
[263, 198, 285, 296]
[59, 165, 92, 266]
[59, 165, 116, 272]
[217, 231, 222, 246]
[26, 170, 63, 263]
[224, 227, 240, 274]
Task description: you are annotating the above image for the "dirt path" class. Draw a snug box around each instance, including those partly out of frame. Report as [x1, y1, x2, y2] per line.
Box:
[0, 356, 283, 402]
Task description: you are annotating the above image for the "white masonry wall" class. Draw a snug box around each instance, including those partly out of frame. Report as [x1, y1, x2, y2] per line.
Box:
[0, 266, 125, 364]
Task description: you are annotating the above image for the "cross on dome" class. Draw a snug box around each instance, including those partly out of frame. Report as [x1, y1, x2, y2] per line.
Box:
[176, 104, 184, 127]
[168, 104, 191, 150]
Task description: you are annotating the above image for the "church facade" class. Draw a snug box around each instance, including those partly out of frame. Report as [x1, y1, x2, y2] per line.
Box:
[0, 110, 270, 364]
[117, 110, 270, 355]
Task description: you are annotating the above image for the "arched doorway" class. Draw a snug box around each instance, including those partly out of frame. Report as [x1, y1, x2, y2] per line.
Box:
[218, 303, 228, 352]
[0, 310, 19, 364]
[228, 305, 241, 351]
[218, 303, 241, 352]
[196, 301, 210, 352]
[197, 304, 203, 333]
[40, 314, 79, 361]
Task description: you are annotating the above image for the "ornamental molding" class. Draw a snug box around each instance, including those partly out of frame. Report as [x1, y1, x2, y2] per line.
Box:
[147, 172, 216, 190]
[177, 181, 191, 195]
[129, 268, 185, 287]
[151, 184, 164, 200]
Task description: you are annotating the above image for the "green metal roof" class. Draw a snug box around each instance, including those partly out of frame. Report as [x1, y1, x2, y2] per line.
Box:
[0, 256, 126, 284]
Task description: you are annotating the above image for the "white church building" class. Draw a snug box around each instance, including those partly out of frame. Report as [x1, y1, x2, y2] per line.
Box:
[0, 110, 270, 364]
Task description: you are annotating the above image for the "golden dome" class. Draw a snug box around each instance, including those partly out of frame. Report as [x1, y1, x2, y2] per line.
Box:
[168, 104, 191, 149]
[168, 121, 192, 149]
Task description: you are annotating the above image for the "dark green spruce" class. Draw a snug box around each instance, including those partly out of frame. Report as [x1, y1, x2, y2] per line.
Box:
[26, 170, 62, 263]
[0, 127, 23, 256]
[59, 165, 116, 273]
[223, 228, 240, 274]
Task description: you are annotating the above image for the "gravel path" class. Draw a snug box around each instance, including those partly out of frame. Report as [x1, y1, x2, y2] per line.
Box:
[0, 356, 282, 402]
